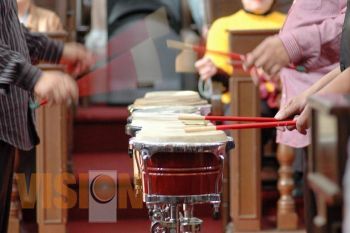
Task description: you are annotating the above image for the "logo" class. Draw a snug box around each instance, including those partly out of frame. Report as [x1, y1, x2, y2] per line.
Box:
[88, 170, 117, 223]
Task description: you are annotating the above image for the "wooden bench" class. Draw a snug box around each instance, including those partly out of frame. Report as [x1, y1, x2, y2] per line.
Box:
[308, 94, 350, 232]
[36, 32, 70, 233]
[228, 29, 298, 231]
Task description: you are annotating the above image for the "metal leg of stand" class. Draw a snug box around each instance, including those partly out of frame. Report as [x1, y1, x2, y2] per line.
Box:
[149, 203, 203, 233]
[169, 204, 179, 233]
[180, 204, 202, 233]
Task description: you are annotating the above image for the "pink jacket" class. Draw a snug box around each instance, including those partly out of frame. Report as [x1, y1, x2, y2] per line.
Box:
[277, 0, 346, 148]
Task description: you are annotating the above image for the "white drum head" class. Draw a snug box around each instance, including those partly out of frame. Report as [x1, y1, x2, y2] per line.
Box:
[135, 127, 228, 144]
[134, 90, 208, 107]
[144, 91, 199, 99]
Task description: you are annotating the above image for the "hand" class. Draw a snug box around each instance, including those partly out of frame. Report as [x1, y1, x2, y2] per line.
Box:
[195, 57, 218, 80]
[244, 36, 290, 76]
[294, 106, 311, 135]
[250, 67, 262, 85]
[275, 93, 310, 134]
[34, 71, 78, 106]
[201, 24, 210, 40]
[60, 42, 95, 77]
[275, 93, 308, 121]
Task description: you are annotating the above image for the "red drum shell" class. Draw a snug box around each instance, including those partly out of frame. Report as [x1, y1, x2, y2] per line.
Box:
[142, 152, 222, 196]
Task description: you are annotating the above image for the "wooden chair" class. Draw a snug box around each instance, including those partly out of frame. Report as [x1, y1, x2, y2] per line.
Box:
[307, 94, 350, 233]
[228, 29, 298, 231]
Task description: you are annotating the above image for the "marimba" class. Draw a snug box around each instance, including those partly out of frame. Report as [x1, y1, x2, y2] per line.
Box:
[126, 91, 234, 233]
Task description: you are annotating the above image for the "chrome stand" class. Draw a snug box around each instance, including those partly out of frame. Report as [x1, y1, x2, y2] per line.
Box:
[180, 204, 202, 233]
[149, 204, 203, 233]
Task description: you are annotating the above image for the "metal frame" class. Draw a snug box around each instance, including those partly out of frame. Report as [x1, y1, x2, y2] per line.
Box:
[144, 194, 221, 204]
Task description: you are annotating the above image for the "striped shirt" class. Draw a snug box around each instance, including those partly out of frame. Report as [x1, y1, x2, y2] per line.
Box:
[0, 0, 63, 150]
[277, 0, 346, 148]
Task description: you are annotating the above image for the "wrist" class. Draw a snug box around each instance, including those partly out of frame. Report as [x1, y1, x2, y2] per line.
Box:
[17, 62, 42, 91]
[278, 33, 302, 64]
[302, 88, 316, 99]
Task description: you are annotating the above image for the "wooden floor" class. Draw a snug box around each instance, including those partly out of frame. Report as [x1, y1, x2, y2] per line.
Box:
[236, 230, 305, 233]
[226, 222, 305, 233]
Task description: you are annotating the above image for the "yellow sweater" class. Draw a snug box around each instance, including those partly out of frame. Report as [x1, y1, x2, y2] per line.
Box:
[206, 10, 286, 75]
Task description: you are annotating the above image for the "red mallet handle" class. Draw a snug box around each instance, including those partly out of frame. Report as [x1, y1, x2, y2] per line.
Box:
[192, 45, 244, 61]
[29, 99, 48, 110]
[216, 120, 296, 131]
[185, 120, 296, 133]
[40, 100, 48, 106]
[205, 116, 277, 122]
[179, 114, 278, 122]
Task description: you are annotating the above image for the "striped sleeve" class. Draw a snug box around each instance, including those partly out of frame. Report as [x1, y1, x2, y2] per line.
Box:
[0, 43, 42, 94]
[22, 25, 64, 65]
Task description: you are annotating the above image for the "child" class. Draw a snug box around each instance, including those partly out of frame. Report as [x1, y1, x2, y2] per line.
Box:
[273, 2, 350, 231]
[194, 0, 286, 144]
[195, 0, 285, 82]
[244, 1, 346, 232]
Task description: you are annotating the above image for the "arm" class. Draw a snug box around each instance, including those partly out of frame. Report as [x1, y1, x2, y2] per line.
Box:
[303, 66, 341, 96]
[195, 17, 232, 80]
[205, 18, 233, 75]
[294, 67, 350, 134]
[275, 66, 348, 134]
[0, 42, 42, 94]
[0, 39, 79, 106]
[22, 25, 94, 77]
[275, 66, 341, 120]
[318, 66, 350, 94]
[279, 7, 346, 69]
[244, 4, 346, 75]
[22, 25, 64, 65]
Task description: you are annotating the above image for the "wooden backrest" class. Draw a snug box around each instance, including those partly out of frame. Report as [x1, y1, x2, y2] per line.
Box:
[33, 0, 76, 40]
[229, 29, 279, 77]
[204, 0, 241, 24]
[34, 0, 67, 24]
[273, 0, 293, 14]
[35, 33, 71, 233]
[204, 0, 292, 25]
[228, 28, 279, 231]
[229, 29, 278, 53]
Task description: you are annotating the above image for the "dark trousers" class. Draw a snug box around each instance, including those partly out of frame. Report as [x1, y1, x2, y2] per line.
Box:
[0, 141, 15, 233]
